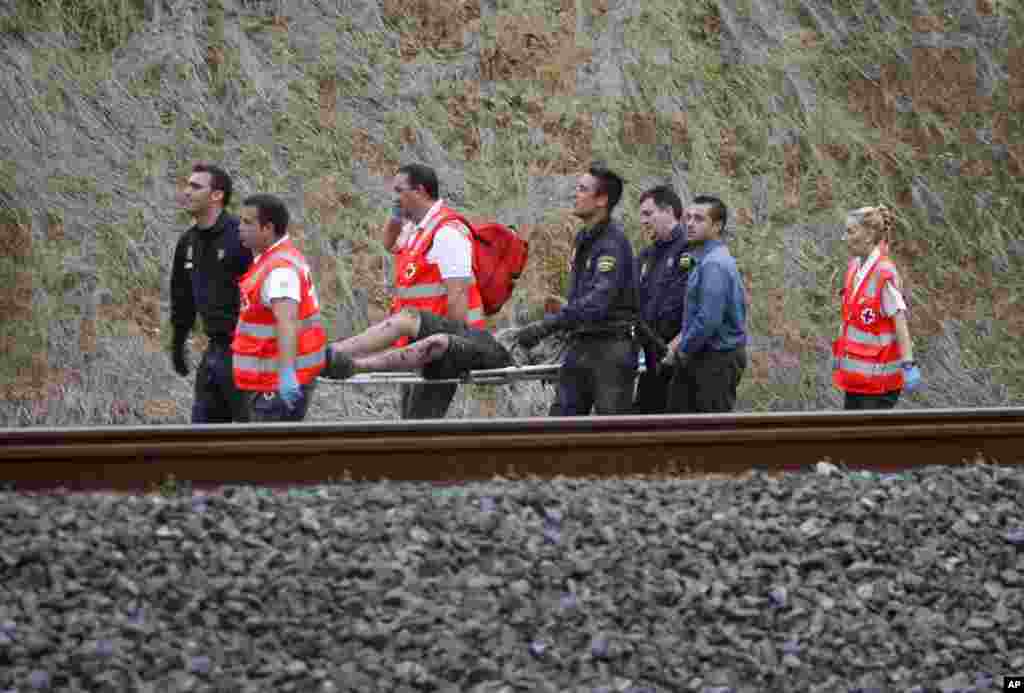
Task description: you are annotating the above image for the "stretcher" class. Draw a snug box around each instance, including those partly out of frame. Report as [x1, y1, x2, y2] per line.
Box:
[318, 361, 649, 387]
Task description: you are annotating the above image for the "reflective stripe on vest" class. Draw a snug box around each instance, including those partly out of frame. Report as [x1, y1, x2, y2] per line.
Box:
[837, 356, 901, 377]
[390, 204, 486, 342]
[232, 239, 327, 389]
[234, 348, 326, 374]
[864, 274, 880, 299]
[236, 315, 324, 339]
[834, 249, 903, 394]
[845, 324, 896, 347]
[396, 283, 447, 299]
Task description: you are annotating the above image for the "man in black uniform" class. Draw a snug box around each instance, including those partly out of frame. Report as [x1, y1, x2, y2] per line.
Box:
[633, 185, 691, 414]
[515, 165, 639, 415]
[169, 163, 253, 423]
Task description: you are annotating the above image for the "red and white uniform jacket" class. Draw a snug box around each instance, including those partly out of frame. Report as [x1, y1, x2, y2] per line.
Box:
[391, 204, 484, 345]
[832, 247, 905, 395]
[232, 238, 326, 391]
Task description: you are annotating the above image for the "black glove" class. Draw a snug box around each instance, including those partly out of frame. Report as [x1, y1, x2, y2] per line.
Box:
[636, 321, 668, 362]
[656, 357, 676, 378]
[171, 331, 190, 376]
[658, 350, 688, 378]
[515, 321, 552, 349]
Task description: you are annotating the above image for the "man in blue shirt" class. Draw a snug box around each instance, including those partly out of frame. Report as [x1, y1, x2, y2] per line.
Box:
[661, 195, 747, 413]
[634, 185, 690, 414]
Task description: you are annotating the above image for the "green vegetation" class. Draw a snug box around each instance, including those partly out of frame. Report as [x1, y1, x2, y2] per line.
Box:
[1, 0, 1021, 422]
[2, 0, 146, 51]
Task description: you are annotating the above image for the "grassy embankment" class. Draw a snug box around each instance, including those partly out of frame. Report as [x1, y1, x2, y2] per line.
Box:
[0, 0, 1021, 424]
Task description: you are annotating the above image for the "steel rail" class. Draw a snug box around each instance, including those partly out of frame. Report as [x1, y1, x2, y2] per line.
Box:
[1, 407, 1022, 491]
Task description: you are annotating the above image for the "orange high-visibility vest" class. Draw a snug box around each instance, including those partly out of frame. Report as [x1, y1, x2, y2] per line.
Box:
[832, 248, 904, 395]
[232, 238, 327, 391]
[390, 204, 484, 345]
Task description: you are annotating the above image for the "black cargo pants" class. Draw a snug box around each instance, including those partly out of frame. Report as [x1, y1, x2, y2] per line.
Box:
[667, 347, 747, 413]
[553, 334, 637, 416]
[192, 342, 250, 423]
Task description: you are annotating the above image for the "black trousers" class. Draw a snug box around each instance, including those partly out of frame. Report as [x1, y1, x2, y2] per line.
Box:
[400, 310, 512, 419]
[554, 335, 637, 416]
[248, 382, 317, 422]
[401, 382, 458, 420]
[667, 347, 746, 414]
[192, 343, 250, 423]
[633, 369, 676, 414]
[843, 390, 900, 410]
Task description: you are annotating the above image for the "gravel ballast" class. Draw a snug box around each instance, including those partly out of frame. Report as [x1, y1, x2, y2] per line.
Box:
[1, 464, 1022, 692]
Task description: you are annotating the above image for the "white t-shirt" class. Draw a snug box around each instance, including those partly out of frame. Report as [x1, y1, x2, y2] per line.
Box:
[395, 199, 473, 279]
[255, 235, 301, 306]
[852, 247, 906, 317]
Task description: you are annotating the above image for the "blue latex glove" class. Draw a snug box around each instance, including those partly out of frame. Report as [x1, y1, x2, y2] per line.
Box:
[902, 363, 922, 393]
[278, 367, 301, 409]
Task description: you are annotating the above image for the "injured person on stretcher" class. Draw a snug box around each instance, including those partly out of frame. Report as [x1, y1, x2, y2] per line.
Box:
[321, 308, 532, 383]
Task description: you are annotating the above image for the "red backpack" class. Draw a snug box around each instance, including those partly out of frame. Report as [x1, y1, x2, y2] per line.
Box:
[434, 212, 530, 316]
[470, 221, 529, 315]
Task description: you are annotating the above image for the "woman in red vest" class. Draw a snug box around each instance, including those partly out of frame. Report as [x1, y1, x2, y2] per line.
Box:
[833, 205, 922, 409]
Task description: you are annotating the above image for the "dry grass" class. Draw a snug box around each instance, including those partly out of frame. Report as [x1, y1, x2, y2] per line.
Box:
[912, 47, 992, 116]
[3, 0, 1023, 426]
[350, 130, 399, 179]
[440, 81, 483, 161]
[382, 0, 480, 60]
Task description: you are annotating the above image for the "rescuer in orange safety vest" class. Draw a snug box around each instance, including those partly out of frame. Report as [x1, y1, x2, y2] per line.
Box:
[833, 205, 921, 410]
[379, 163, 485, 419]
[232, 194, 326, 421]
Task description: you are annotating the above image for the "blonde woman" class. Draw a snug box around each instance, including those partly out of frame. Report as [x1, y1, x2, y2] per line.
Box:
[832, 206, 921, 409]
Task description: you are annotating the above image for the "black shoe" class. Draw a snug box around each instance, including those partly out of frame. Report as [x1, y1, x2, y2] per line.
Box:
[324, 346, 355, 380]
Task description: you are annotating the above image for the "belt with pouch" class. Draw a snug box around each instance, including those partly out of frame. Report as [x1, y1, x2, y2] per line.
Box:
[569, 324, 635, 341]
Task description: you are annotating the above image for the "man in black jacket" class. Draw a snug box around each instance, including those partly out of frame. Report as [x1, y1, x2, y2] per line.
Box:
[634, 185, 690, 414]
[515, 165, 639, 415]
[169, 163, 253, 423]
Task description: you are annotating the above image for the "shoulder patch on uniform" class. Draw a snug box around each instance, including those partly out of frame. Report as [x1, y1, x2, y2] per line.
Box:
[678, 254, 694, 272]
[596, 255, 616, 273]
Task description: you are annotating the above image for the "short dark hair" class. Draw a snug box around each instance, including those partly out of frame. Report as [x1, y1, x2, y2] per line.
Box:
[243, 194, 289, 237]
[397, 163, 439, 200]
[588, 164, 624, 214]
[192, 162, 232, 208]
[639, 185, 683, 220]
[693, 194, 728, 232]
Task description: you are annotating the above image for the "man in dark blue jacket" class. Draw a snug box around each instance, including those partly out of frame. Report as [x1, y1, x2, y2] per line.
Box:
[169, 163, 253, 423]
[634, 185, 690, 414]
[515, 165, 639, 415]
[662, 195, 748, 413]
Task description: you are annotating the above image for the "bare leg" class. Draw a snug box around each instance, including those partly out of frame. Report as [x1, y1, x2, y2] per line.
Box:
[330, 309, 421, 357]
[354, 334, 450, 373]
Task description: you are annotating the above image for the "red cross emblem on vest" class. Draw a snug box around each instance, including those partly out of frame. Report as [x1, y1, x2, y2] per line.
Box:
[860, 307, 877, 325]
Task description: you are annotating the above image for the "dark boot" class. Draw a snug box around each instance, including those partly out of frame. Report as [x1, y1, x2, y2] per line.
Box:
[322, 346, 355, 380]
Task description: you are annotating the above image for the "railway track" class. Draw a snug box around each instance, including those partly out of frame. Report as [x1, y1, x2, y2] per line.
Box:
[2, 407, 1022, 491]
